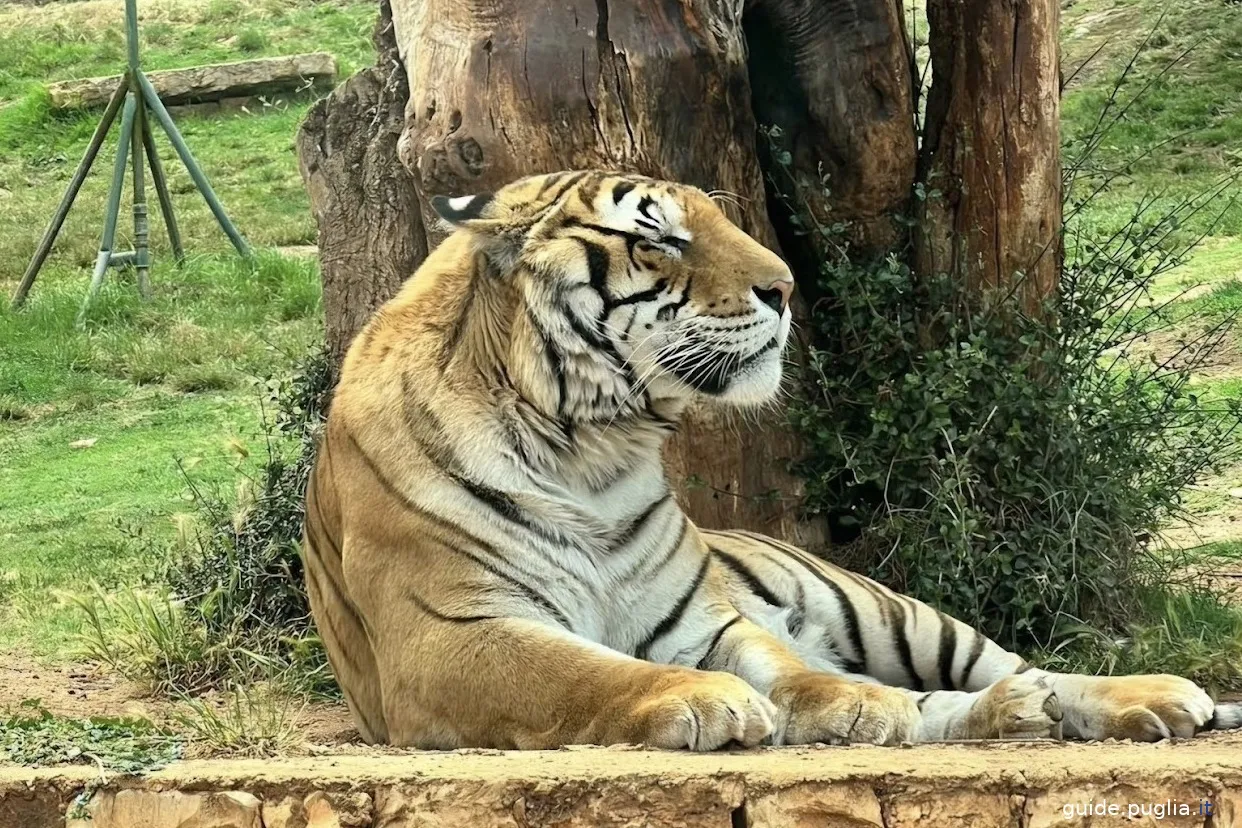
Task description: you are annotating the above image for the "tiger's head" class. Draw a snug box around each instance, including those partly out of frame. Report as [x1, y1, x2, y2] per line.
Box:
[431, 170, 794, 416]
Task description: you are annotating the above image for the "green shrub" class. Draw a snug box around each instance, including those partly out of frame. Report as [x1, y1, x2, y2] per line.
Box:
[235, 27, 269, 53]
[71, 346, 336, 697]
[70, 584, 242, 695]
[775, 139, 1242, 657]
[164, 345, 336, 696]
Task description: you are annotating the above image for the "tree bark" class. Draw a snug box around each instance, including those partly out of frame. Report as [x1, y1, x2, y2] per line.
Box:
[297, 3, 424, 363]
[745, 0, 918, 257]
[916, 0, 1061, 311]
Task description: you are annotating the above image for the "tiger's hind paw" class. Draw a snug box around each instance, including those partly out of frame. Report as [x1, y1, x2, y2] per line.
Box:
[1056, 674, 1214, 741]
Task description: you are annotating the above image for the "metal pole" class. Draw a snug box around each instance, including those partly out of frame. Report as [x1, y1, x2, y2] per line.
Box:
[125, 0, 150, 297]
[141, 115, 184, 265]
[125, 0, 140, 72]
[131, 100, 151, 299]
[78, 92, 137, 325]
[10, 78, 128, 309]
[136, 69, 252, 259]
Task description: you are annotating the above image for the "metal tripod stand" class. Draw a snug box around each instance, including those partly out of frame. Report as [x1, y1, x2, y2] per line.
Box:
[9, 0, 251, 322]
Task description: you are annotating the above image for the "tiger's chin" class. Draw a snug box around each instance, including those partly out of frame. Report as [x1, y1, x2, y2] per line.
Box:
[713, 350, 784, 407]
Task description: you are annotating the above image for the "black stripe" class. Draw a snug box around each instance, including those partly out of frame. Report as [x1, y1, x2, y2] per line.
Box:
[561, 219, 646, 264]
[959, 630, 987, 689]
[306, 471, 340, 562]
[622, 306, 641, 336]
[614, 495, 670, 548]
[637, 194, 657, 220]
[564, 302, 613, 351]
[447, 542, 572, 630]
[437, 265, 479, 367]
[400, 376, 461, 471]
[400, 378, 569, 546]
[459, 477, 532, 530]
[696, 616, 743, 670]
[635, 552, 712, 660]
[303, 564, 363, 677]
[341, 430, 572, 629]
[608, 281, 667, 310]
[536, 171, 566, 197]
[915, 692, 931, 711]
[630, 514, 688, 581]
[612, 180, 637, 204]
[712, 547, 783, 608]
[888, 597, 923, 691]
[525, 305, 568, 416]
[402, 375, 575, 549]
[562, 218, 644, 241]
[539, 170, 590, 210]
[580, 239, 611, 297]
[576, 171, 605, 208]
[723, 532, 869, 674]
[655, 277, 692, 322]
[937, 612, 958, 690]
[407, 588, 500, 625]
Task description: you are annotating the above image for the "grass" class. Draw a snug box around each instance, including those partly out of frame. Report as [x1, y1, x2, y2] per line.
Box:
[0, 0, 376, 277]
[1061, 0, 1242, 240]
[0, 252, 323, 656]
[171, 682, 304, 757]
[1035, 558, 1242, 697]
[0, 0, 361, 663]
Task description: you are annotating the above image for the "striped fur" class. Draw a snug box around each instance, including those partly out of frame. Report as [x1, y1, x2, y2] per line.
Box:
[303, 170, 1239, 749]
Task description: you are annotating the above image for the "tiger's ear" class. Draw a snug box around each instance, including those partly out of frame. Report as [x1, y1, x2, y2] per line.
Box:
[431, 191, 527, 269]
[430, 192, 497, 229]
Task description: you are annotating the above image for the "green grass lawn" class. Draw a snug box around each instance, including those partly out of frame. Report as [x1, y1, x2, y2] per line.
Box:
[0, 0, 375, 275]
[0, 0, 370, 658]
[1059, 0, 1242, 558]
[0, 253, 322, 656]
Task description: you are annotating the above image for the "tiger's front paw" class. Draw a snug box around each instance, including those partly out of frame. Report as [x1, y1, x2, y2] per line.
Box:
[770, 673, 920, 746]
[627, 671, 776, 751]
[1058, 674, 1214, 741]
[964, 672, 1063, 740]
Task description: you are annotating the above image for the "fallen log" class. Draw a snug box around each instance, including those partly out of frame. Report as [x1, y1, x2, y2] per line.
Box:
[47, 52, 337, 110]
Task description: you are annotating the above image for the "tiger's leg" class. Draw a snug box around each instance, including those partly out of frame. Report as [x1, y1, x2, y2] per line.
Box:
[707, 531, 1240, 742]
[340, 535, 776, 750]
[690, 611, 924, 745]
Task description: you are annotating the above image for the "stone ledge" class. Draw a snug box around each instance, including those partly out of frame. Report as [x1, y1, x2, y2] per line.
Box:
[2, 736, 1241, 827]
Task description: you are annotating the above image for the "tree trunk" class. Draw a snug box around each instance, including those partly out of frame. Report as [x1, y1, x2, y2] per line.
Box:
[745, 0, 918, 258]
[299, 0, 1061, 549]
[916, 0, 1061, 311]
[297, 2, 425, 363]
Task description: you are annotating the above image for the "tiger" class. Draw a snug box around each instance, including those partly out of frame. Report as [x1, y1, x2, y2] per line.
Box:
[301, 169, 1242, 750]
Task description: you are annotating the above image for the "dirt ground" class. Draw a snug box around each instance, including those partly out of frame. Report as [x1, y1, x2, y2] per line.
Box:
[0, 652, 357, 748]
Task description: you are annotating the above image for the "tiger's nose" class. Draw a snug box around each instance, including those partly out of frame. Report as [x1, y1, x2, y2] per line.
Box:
[753, 279, 793, 314]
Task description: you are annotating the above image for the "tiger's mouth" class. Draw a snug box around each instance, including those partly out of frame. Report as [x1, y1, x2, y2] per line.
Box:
[657, 336, 781, 396]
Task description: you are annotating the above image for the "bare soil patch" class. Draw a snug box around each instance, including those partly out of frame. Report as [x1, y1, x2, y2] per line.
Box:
[0, 651, 356, 748]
